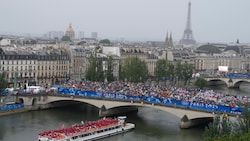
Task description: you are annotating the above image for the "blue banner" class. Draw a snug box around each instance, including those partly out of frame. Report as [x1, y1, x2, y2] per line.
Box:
[0, 103, 24, 111]
[57, 87, 241, 114]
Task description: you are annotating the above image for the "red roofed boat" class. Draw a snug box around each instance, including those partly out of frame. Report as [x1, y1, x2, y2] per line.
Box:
[38, 116, 135, 141]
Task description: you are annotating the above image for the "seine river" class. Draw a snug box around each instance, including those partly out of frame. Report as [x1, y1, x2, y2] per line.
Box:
[1, 83, 250, 141]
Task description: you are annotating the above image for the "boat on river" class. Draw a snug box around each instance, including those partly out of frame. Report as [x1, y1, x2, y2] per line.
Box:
[38, 116, 135, 141]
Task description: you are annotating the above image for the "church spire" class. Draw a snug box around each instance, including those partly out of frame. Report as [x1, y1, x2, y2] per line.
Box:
[165, 31, 169, 46]
[169, 32, 174, 47]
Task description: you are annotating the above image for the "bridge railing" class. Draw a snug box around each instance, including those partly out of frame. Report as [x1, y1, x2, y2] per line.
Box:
[36, 87, 243, 116]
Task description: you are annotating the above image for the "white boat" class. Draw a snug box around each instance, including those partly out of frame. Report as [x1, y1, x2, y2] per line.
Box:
[38, 116, 135, 141]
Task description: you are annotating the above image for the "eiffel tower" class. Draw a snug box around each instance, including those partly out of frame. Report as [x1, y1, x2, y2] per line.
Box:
[180, 1, 196, 45]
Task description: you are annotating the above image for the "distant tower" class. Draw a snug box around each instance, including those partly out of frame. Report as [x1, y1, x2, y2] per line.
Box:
[165, 32, 174, 48]
[169, 32, 174, 47]
[165, 32, 169, 46]
[180, 1, 196, 45]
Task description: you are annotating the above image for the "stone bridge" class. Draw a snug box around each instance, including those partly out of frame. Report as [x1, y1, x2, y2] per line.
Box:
[17, 94, 217, 129]
[204, 77, 250, 88]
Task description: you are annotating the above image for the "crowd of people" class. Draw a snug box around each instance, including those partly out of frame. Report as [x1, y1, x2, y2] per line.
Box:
[58, 80, 250, 108]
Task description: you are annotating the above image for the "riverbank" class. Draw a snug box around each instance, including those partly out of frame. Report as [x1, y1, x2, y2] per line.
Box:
[0, 108, 29, 116]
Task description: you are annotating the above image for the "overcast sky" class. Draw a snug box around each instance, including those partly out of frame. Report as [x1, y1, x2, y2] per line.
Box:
[1, 0, 250, 43]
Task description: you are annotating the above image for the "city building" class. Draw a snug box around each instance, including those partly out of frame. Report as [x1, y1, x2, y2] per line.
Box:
[0, 37, 12, 46]
[76, 31, 84, 40]
[67, 45, 88, 81]
[45, 31, 64, 39]
[0, 44, 70, 87]
[194, 44, 250, 74]
[91, 32, 98, 40]
[65, 23, 75, 40]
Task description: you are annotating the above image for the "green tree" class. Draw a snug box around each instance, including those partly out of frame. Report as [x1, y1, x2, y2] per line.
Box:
[0, 71, 8, 91]
[234, 104, 250, 134]
[165, 61, 175, 81]
[175, 62, 183, 82]
[77, 41, 86, 45]
[86, 53, 98, 81]
[106, 56, 115, 82]
[96, 59, 104, 81]
[120, 57, 148, 82]
[202, 116, 221, 141]
[195, 77, 208, 89]
[202, 116, 232, 141]
[61, 36, 71, 41]
[202, 107, 250, 141]
[99, 39, 111, 44]
[155, 59, 167, 80]
[181, 63, 194, 85]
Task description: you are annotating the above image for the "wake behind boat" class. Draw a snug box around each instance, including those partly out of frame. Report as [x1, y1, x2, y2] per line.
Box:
[38, 116, 135, 141]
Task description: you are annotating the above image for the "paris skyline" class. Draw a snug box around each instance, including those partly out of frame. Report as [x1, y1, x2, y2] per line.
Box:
[1, 0, 250, 43]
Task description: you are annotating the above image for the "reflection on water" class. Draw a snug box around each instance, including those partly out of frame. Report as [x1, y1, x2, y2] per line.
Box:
[207, 82, 250, 96]
[0, 104, 204, 141]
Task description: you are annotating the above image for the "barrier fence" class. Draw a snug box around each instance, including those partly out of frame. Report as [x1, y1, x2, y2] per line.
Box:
[57, 87, 243, 114]
[1, 87, 243, 113]
[0, 103, 24, 111]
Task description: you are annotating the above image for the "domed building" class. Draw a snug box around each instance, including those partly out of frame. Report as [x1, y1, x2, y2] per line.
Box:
[65, 23, 75, 40]
[224, 45, 243, 54]
[195, 44, 221, 54]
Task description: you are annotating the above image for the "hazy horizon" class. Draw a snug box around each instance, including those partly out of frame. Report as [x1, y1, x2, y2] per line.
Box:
[1, 0, 250, 43]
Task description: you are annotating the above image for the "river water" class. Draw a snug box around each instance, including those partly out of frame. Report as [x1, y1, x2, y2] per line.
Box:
[1, 84, 250, 141]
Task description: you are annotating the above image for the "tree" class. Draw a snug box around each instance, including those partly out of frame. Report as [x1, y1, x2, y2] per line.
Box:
[106, 56, 115, 82]
[77, 41, 86, 45]
[61, 36, 71, 41]
[0, 71, 8, 91]
[202, 116, 221, 141]
[155, 59, 167, 80]
[195, 77, 208, 89]
[175, 62, 183, 83]
[202, 116, 232, 141]
[202, 107, 250, 141]
[234, 104, 250, 134]
[165, 61, 175, 81]
[120, 57, 148, 82]
[99, 39, 111, 44]
[181, 63, 194, 85]
[96, 59, 104, 81]
[86, 53, 98, 81]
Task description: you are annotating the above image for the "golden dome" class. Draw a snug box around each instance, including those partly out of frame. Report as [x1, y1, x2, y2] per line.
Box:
[65, 23, 75, 40]
[66, 23, 74, 32]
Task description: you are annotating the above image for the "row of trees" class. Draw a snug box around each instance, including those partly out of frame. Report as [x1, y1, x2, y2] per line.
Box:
[155, 59, 193, 85]
[119, 57, 148, 82]
[86, 54, 115, 81]
[202, 107, 250, 141]
[85, 54, 194, 84]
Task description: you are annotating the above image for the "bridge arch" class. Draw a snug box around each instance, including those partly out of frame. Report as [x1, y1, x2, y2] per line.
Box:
[32, 98, 37, 105]
[234, 81, 249, 88]
[18, 98, 24, 104]
[205, 77, 250, 88]
[206, 78, 227, 86]
[48, 99, 100, 109]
